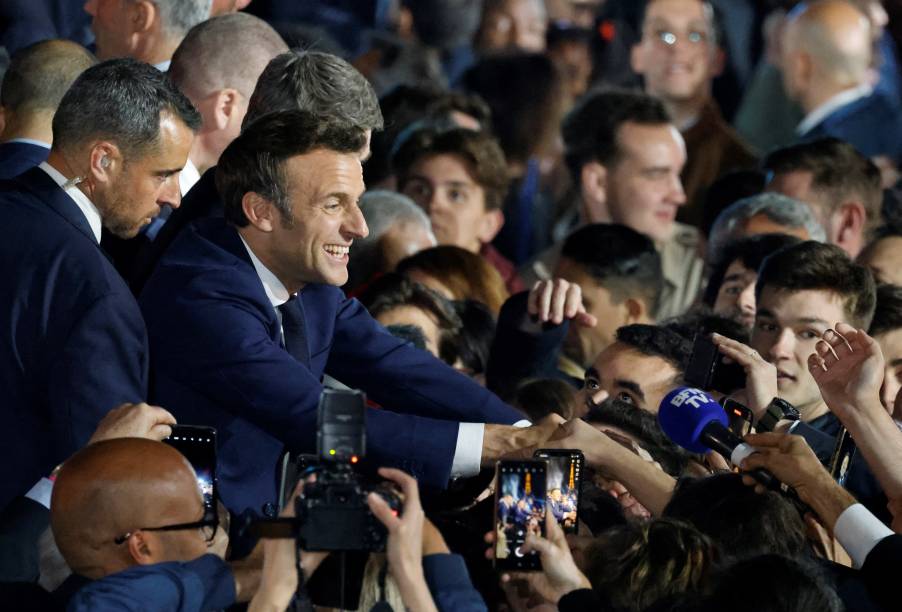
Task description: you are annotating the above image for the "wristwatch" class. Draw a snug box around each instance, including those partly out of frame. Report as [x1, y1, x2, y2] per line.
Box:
[756, 397, 800, 432]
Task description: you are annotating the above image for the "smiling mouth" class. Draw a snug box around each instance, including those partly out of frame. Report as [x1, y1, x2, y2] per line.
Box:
[323, 245, 350, 260]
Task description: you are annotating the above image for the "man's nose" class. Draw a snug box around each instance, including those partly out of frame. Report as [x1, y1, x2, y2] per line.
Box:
[768, 328, 795, 361]
[344, 203, 369, 239]
[738, 283, 756, 315]
[160, 176, 182, 209]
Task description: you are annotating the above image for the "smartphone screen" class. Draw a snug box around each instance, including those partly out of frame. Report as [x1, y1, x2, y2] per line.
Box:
[494, 460, 547, 571]
[165, 425, 217, 510]
[534, 449, 583, 534]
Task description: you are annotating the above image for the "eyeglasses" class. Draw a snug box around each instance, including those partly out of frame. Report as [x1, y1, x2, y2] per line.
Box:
[114, 508, 219, 545]
[649, 28, 709, 47]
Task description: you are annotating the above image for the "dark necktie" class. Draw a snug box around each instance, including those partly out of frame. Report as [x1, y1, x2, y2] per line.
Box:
[278, 296, 309, 366]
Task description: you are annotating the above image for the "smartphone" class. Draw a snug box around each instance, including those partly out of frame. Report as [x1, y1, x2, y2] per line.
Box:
[494, 460, 547, 571]
[684, 335, 746, 394]
[533, 449, 583, 534]
[165, 425, 217, 510]
[722, 399, 754, 437]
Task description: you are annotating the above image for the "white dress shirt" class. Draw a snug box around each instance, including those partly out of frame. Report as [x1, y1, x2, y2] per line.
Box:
[796, 84, 873, 136]
[237, 236, 517, 478]
[38, 161, 102, 243]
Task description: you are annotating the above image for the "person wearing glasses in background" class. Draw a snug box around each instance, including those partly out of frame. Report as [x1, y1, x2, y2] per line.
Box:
[631, 0, 757, 228]
[48, 438, 315, 611]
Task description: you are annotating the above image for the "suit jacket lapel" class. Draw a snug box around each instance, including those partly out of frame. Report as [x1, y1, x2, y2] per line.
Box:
[12, 167, 97, 243]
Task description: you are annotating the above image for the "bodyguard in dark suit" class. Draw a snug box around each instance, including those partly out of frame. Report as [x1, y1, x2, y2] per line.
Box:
[140, 111, 536, 515]
[0, 58, 200, 511]
[0, 39, 96, 180]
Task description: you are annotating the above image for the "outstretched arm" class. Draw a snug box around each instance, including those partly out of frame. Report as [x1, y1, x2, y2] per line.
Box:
[808, 324, 902, 504]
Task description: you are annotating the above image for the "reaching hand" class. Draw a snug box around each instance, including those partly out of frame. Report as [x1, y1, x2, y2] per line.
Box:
[711, 333, 777, 419]
[88, 402, 176, 444]
[740, 432, 855, 529]
[807, 323, 885, 423]
[515, 515, 592, 603]
[528, 279, 597, 327]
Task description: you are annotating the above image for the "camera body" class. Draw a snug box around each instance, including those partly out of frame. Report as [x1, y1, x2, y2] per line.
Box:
[294, 388, 401, 551]
[296, 466, 401, 551]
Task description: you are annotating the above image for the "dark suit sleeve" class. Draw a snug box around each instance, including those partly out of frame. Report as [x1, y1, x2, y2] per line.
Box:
[422, 554, 488, 612]
[0, 496, 49, 582]
[325, 294, 526, 426]
[47, 290, 148, 451]
[485, 291, 570, 401]
[151, 288, 464, 487]
[66, 554, 235, 612]
[860, 534, 902, 611]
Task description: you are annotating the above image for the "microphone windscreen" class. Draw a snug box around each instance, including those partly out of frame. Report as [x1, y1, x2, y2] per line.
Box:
[658, 387, 729, 454]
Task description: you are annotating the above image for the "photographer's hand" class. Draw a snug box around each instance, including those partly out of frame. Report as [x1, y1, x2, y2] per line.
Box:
[248, 479, 328, 612]
[711, 333, 778, 419]
[368, 467, 439, 612]
[517, 515, 592, 602]
[87, 402, 176, 444]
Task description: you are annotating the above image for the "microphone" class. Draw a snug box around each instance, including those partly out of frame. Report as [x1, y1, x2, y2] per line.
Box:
[657, 387, 777, 489]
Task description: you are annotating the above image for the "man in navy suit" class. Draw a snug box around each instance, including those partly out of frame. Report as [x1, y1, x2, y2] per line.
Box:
[140, 110, 540, 516]
[0, 58, 200, 512]
[0, 39, 96, 179]
[783, 1, 902, 165]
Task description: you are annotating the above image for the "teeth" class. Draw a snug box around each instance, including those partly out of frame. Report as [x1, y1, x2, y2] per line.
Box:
[324, 245, 350, 256]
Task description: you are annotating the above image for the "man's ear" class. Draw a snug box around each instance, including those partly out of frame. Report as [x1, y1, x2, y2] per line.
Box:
[130, 0, 157, 34]
[126, 531, 156, 566]
[211, 89, 243, 132]
[477, 208, 504, 244]
[630, 42, 646, 74]
[580, 161, 608, 223]
[241, 192, 276, 232]
[87, 142, 121, 184]
[623, 297, 650, 324]
[710, 46, 726, 78]
[833, 201, 866, 254]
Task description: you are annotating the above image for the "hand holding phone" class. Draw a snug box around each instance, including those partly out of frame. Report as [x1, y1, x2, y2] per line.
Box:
[494, 460, 547, 571]
[164, 425, 217, 510]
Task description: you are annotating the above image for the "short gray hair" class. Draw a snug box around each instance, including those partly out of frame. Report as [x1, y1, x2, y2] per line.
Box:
[152, 0, 212, 38]
[244, 50, 383, 130]
[169, 13, 287, 98]
[708, 192, 826, 263]
[347, 190, 433, 291]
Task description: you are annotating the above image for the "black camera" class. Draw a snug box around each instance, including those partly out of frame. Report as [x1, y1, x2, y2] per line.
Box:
[252, 388, 401, 552]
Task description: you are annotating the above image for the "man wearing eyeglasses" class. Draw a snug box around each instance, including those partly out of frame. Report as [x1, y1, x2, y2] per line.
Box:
[45, 438, 313, 610]
[631, 0, 757, 228]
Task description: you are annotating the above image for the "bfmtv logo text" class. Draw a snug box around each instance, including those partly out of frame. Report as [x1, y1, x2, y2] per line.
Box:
[671, 388, 710, 409]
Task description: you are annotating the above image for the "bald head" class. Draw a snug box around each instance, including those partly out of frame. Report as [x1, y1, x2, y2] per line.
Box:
[51, 439, 202, 579]
[169, 13, 287, 100]
[783, 0, 872, 102]
[0, 40, 96, 142]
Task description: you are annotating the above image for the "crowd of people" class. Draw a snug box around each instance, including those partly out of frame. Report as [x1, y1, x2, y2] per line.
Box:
[2, 0, 902, 610]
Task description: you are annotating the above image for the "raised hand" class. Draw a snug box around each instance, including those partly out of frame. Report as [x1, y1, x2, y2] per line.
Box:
[528, 279, 597, 327]
[807, 323, 885, 423]
[88, 402, 176, 444]
[711, 333, 777, 418]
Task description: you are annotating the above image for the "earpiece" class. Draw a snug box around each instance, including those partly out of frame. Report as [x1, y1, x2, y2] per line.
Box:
[100, 156, 110, 169]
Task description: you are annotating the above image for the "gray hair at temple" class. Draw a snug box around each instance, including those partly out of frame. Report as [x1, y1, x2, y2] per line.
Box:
[347, 190, 435, 291]
[707, 193, 826, 264]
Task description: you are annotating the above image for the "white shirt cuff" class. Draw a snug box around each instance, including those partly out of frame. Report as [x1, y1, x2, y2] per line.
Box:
[25, 477, 54, 510]
[450, 420, 532, 478]
[834, 503, 894, 568]
[451, 423, 485, 478]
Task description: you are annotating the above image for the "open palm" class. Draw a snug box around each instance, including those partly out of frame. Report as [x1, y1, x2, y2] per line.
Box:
[808, 323, 884, 421]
